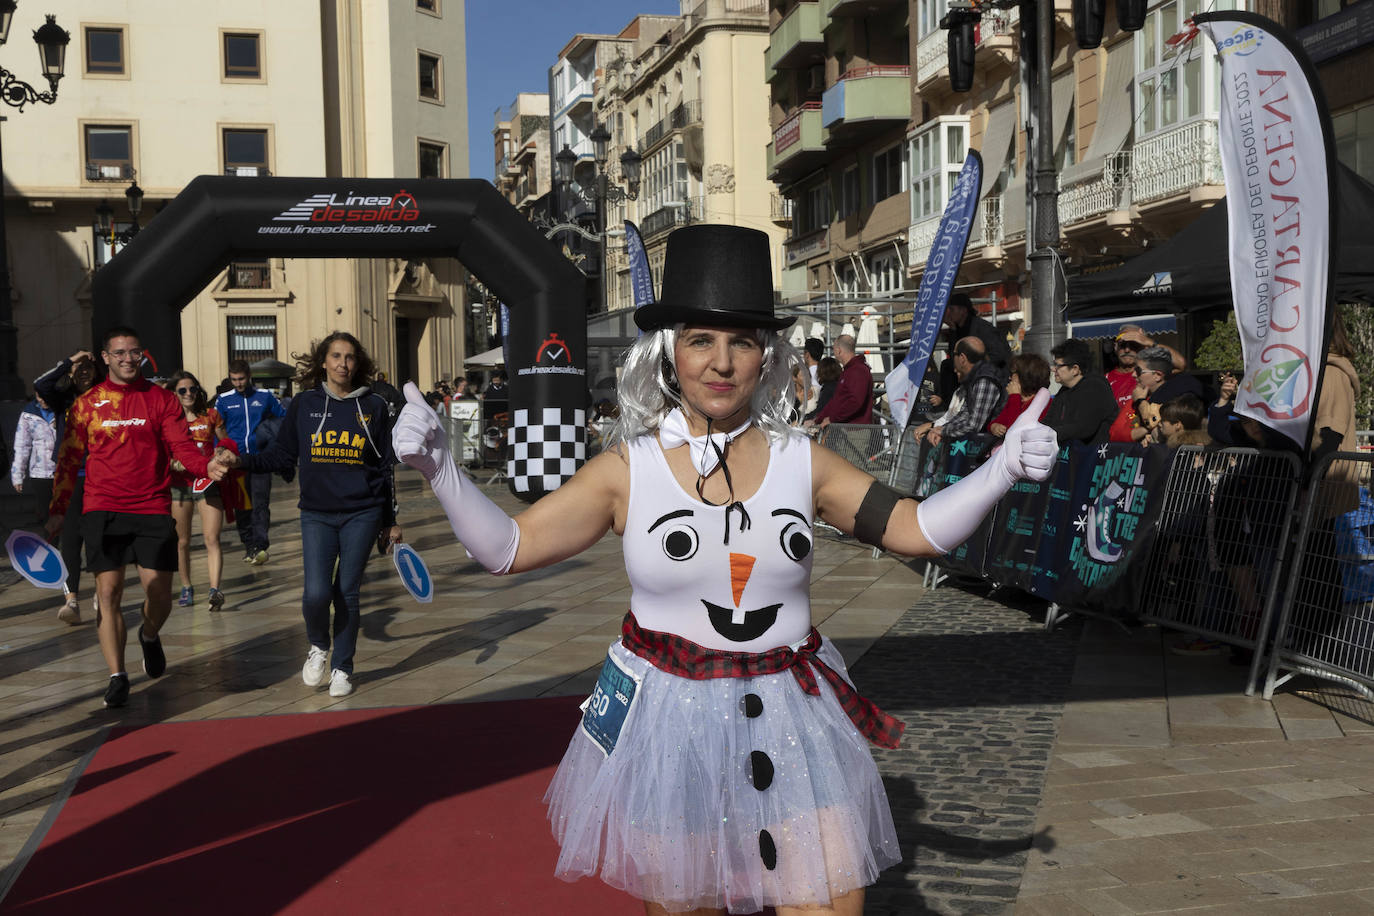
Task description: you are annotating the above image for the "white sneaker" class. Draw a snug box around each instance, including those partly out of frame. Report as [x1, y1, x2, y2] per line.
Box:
[328, 669, 353, 698]
[302, 646, 328, 687]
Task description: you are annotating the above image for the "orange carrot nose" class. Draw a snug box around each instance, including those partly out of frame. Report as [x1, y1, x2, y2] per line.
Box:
[729, 553, 756, 607]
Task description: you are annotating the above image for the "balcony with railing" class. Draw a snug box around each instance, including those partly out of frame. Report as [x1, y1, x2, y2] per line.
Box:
[767, 102, 825, 179]
[821, 66, 909, 135]
[767, 2, 823, 74]
[639, 99, 703, 153]
[639, 196, 706, 239]
[911, 195, 1010, 271]
[1130, 119, 1224, 206]
[915, 27, 947, 89]
[1058, 152, 1133, 227]
[771, 193, 794, 225]
[85, 162, 135, 181]
[823, 0, 902, 16]
[556, 77, 595, 117]
[227, 261, 272, 290]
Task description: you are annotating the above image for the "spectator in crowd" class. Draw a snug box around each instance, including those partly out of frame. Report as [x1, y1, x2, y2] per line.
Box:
[805, 356, 843, 422]
[1107, 326, 1150, 404]
[371, 370, 405, 418]
[802, 337, 824, 414]
[1042, 339, 1119, 446]
[47, 327, 212, 708]
[34, 349, 100, 625]
[213, 331, 401, 698]
[936, 292, 1010, 406]
[10, 392, 56, 526]
[214, 359, 286, 565]
[165, 372, 229, 612]
[811, 334, 874, 426]
[988, 353, 1051, 437]
[1131, 345, 1203, 443]
[483, 370, 510, 430]
[912, 337, 1005, 446]
[1149, 393, 1213, 449]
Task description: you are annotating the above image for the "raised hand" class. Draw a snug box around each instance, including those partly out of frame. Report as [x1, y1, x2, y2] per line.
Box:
[392, 381, 452, 481]
[998, 388, 1057, 483]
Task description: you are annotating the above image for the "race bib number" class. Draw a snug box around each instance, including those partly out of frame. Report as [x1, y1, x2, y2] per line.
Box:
[579, 650, 642, 757]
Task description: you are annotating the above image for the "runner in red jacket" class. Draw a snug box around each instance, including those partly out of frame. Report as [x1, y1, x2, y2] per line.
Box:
[46, 327, 212, 709]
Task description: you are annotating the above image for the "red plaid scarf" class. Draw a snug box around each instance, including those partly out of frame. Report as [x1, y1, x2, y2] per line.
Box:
[621, 612, 905, 749]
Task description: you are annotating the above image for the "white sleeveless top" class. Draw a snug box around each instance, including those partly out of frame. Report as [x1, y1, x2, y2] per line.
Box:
[623, 428, 815, 653]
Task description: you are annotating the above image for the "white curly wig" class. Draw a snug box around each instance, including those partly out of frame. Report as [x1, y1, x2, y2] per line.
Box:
[606, 325, 803, 449]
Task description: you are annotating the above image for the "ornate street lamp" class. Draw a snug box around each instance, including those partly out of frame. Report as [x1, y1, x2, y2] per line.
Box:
[95, 181, 146, 247]
[552, 124, 641, 313]
[0, 5, 68, 399]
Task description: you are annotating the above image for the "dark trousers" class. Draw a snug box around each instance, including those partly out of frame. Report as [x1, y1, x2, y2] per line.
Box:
[60, 476, 84, 594]
[26, 476, 53, 527]
[235, 472, 273, 552]
[299, 506, 381, 675]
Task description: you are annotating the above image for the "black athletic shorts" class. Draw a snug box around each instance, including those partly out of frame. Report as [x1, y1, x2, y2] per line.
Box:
[82, 511, 178, 573]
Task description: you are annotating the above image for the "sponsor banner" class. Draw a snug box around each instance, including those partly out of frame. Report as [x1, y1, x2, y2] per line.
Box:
[885, 151, 982, 429]
[921, 439, 1170, 617]
[259, 189, 436, 236]
[1196, 12, 1336, 450]
[624, 221, 655, 309]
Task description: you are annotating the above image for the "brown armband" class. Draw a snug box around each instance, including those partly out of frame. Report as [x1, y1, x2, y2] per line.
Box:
[853, 481, 904, 548]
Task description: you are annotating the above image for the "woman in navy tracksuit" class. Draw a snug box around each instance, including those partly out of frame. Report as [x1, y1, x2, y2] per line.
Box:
[222, 332, 401, 698]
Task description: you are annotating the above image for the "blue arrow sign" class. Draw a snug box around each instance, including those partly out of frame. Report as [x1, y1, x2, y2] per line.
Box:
[6, 530, 69, 591]
[391, 543, 433, 604]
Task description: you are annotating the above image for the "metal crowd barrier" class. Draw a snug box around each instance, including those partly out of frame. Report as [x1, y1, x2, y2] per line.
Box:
[1134, 446, 1304, 691]
[816, 423, 902, 482]
[1263, 451, 1374, 700]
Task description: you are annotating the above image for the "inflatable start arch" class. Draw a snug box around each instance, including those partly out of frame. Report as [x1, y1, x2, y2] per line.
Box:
[91, 176, 590, 498]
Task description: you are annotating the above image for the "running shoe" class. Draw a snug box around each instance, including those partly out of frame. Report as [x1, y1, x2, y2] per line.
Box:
[139, 628, 167, 678]
[207, 588, 225, 613]
[329, 669, 354, 698]
[58, 595, 82, 626]
[177, 586, 193, 607]
[303, 646, 328, 687]
[103, 673, 130, 708]
[250, 549, 269, 566]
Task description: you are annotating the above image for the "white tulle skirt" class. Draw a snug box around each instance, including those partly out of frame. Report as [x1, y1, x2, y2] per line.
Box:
[543, 636, 901, 914]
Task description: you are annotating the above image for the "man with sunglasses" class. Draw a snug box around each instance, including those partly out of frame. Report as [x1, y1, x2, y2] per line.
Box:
[46, 327, 212, 708]
[1107, 326, 1150, 406]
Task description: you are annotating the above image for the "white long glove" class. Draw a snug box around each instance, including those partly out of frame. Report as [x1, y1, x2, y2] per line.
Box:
[916, 388, 1057, 554]
[392, 382, 520, 574]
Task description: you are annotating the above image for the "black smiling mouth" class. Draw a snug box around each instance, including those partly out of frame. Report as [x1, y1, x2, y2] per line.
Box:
[702, 601, 782, 642]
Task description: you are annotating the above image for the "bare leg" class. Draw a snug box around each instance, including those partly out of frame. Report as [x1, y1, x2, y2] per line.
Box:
[643, 904, 724, 916]
[138, 567, 174, 639]
[201, 496, 224, 590]
[171, 497, 194, 590]
[777, 888, 865, 916]
[95, 569, 128, 675]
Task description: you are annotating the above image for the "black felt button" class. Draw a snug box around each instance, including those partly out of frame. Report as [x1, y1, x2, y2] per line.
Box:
[750, 750, 774, 790]
[758, 829, 777, 870]
[742, 693, 763, 718]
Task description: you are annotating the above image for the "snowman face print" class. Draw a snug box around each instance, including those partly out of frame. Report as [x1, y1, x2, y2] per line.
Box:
[647, 502, 814, 648]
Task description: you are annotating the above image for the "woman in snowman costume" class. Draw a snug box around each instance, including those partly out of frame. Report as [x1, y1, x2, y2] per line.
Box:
[392, 225, 1056, 915]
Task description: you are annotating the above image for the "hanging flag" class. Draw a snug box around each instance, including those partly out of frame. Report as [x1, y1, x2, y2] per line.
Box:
[1195, 11, 1337, 451]
[885, 151, 983, 429]
[624, 220, 655, 308]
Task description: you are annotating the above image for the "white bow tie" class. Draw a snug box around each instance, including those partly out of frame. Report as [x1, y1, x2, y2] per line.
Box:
[658, 409, 751, 477]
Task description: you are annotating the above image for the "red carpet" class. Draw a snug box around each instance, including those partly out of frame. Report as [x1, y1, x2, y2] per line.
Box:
[1, 698, 643, 915]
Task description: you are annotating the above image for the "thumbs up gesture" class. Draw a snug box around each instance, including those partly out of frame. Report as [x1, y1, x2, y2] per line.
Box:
[392, 382, 451, 481]
[998, 388, 1057, 484]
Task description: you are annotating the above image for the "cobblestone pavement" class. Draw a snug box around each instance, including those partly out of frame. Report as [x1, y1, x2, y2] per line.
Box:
[855, 579, 1081, 915]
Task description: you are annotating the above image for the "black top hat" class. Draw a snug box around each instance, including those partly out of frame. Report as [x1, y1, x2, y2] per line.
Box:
[634, 224, 794, 332]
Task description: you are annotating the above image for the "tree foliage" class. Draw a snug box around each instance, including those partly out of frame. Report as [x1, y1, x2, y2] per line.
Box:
[1193, 313, 1243, 372]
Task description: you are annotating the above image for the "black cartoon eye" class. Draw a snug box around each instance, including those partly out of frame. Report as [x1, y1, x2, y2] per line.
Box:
[661, 524, 699, 561]
[778, 521, 811, 562]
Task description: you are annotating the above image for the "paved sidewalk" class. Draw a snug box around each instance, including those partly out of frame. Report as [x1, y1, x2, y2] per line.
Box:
[0, 469, 1372, 914]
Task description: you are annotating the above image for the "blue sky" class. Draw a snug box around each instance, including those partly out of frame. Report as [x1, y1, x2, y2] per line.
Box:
[464, 0, 681, 182]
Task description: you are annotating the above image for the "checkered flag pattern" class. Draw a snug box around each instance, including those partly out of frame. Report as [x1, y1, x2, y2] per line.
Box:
[509, 407, 585, 493]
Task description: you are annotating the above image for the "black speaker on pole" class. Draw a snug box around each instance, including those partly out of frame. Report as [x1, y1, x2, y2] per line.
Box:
[944, 9, 979, 93]
[1117, 0, 1146, 32]
[1073, 0, 1106, 49]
